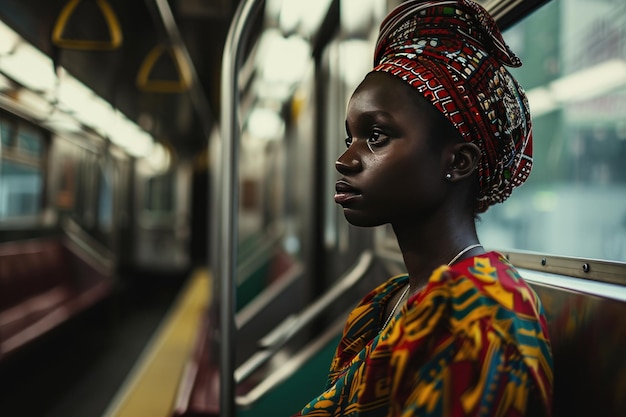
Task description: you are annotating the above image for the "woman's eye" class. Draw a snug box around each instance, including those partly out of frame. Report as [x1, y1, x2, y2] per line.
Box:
[344, 129, 389, 151]
[367, 129, 388, 146]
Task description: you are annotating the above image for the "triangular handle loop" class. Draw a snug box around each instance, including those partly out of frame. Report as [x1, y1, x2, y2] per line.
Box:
[136, 45, 192, 93]
[52, 0, 123, 50]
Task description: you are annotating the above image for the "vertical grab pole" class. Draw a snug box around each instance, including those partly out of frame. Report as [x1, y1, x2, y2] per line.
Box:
[219, 1, 265, 416]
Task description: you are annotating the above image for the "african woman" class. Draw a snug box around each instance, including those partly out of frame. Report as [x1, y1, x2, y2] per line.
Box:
[294, 1, 553, 416]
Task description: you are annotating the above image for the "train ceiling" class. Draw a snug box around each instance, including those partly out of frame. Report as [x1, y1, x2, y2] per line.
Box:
[0, 0, 242, 158]
[0, 0, 550, 160]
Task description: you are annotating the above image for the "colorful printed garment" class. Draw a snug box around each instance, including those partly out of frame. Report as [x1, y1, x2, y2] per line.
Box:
[294, 252, 553, 416]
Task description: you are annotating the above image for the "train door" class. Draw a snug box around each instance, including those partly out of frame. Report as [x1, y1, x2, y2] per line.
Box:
[132, 157, 191, 275]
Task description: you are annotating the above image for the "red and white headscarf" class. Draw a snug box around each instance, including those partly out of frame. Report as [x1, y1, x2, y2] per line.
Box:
[372, 0, 532, 212]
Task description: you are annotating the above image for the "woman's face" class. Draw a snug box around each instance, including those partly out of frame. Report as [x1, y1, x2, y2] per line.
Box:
[335, 72, 451, 227]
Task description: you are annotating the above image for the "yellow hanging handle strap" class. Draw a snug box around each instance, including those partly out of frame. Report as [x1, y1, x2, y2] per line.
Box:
[136, 44, 192, 93]
[52, 0, 123, 50]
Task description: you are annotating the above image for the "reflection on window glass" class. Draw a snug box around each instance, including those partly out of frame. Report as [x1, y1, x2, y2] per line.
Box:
[145, 174, 174, 214]
[98, 164, 113, 231]
[0, 161, 42, 218]
[0, 115, 45, 221]
[72, 150, 99, 227]
[0, 119, 14, 148]
[478, 0, 626, 262]
[18, 127, 43, 156]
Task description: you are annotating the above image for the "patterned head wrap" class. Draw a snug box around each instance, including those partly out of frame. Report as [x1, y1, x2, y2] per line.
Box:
[373, 0, 532, 212]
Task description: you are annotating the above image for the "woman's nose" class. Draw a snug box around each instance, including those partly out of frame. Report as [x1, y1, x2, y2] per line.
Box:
[335, 146, 362, 174]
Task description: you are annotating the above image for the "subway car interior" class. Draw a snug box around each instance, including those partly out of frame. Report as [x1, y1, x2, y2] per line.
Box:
[0, 0, 624, 416]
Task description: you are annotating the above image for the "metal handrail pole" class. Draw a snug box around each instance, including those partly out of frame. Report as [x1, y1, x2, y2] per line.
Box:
[152, 0, 214, 138]
[219, 1, 265, 416]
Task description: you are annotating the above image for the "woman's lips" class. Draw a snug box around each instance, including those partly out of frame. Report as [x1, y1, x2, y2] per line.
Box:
[335, 180, 361, 204]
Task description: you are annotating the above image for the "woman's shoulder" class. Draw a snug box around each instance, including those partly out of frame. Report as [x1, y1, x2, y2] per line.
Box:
[441, 250, 545, 319]
[403, 249, 552, 370]
[411, 251, 548, 325]
[395, 251, 554, 414]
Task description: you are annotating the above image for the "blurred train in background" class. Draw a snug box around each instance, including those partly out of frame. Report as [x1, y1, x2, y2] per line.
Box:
[0, 0, 625, 416]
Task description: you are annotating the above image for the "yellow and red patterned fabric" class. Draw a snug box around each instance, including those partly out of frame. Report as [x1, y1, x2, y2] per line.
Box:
[372, 0, 533, 212]
[294, 252, 553, 416]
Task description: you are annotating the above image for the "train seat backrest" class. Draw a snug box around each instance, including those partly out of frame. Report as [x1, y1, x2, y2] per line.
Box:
[0, 239, 75, 345]
[0, 239, 72, 310]
[529, 280, 626, 417]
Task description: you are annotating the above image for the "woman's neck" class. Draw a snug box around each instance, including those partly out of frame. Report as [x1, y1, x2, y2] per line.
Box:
[392, 210, 482, 295]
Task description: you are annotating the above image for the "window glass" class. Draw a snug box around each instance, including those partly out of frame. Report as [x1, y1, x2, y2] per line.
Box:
[98, 163, 113, 231]
[0, 118, 14, 148]
[0, 114, 45, 222]
[145, 174, 174, 214]
[477, 0, 626, 261]
[17, 127, 43, 156]
[0, 161, 42, 219]
[75, 150, 99, 227]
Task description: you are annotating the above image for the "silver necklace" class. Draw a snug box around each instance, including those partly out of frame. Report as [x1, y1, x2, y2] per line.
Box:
[379, 243, 483, 331]
[446, 243, 482, 266]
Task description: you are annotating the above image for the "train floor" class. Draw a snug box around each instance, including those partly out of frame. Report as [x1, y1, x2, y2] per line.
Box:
[0, 268, 206, 417]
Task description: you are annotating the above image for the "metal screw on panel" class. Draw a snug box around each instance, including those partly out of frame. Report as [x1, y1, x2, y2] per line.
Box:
[582, 263, 590, 273]
[541, 258, 547, 266]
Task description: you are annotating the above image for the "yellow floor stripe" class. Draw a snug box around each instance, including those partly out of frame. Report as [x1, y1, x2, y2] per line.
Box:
[101, 268, 210, 417]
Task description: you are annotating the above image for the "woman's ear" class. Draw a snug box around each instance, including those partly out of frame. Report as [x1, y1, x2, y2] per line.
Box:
[445, 142, 481, 181]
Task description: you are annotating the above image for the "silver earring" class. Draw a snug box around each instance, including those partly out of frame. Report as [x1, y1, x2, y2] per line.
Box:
[445, 173, 452, 180]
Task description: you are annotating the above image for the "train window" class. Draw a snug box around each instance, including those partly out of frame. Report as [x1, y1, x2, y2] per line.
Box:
[145, 174, 174, 214]
[17, 126, 43, 156]
[0, 116, 45, 221]
[0, 117, 15, 147]
[73, 150, 99, 227]
[0, 162, 42, 219]
[477, 0, 626, 262]
[98, 162, 113, 232]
